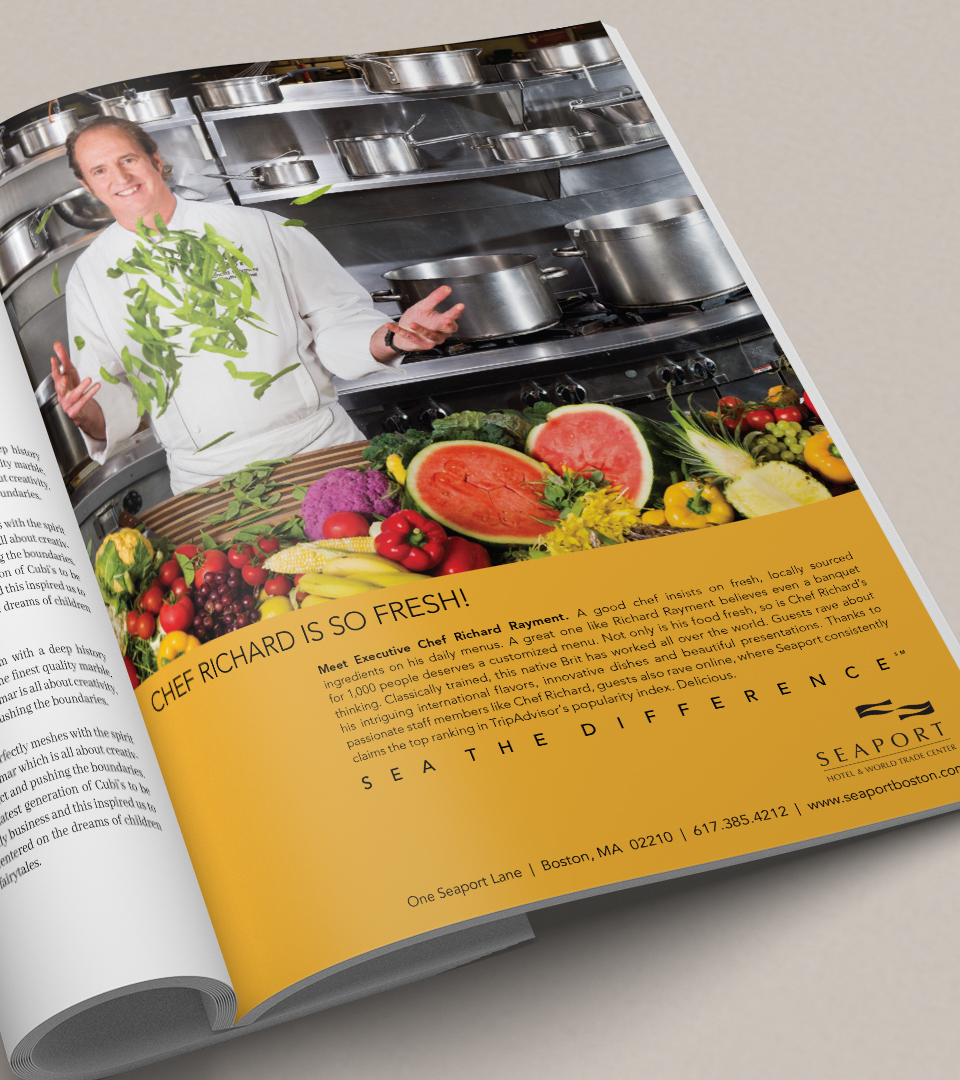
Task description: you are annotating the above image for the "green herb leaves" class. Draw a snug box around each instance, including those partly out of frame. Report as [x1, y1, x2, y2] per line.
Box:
[291, 184, 332, 206]
[106, 217, 296, 418]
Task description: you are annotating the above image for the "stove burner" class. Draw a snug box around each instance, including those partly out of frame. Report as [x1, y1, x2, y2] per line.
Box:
[404, 287, 753, 362]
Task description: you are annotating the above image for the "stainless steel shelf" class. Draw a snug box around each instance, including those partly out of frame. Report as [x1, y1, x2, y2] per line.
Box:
[193, 70, 595, 122]
[231, 139, 666, 204]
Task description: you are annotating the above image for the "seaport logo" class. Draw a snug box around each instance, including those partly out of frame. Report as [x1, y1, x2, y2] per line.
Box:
[854, 699, 934, 720]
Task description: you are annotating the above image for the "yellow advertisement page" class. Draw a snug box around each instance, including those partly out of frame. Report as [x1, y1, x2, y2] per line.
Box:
[138, 491, 960, 1019]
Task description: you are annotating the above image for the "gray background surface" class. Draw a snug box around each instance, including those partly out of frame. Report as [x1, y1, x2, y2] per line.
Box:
[1, 1, 958, 1076]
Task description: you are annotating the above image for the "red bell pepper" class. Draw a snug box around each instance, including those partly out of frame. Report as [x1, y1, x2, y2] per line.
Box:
[375, 510, 447, 572]
[433, 536, 491, 575]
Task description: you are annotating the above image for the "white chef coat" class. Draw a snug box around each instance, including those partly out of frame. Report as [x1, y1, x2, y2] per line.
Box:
[66, 198, 396, 493]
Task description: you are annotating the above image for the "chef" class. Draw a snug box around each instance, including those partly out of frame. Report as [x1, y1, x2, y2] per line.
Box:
[51, 116, 463, 494]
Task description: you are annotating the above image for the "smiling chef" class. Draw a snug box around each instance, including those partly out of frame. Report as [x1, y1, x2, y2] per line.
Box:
[50, 115, 463, 494]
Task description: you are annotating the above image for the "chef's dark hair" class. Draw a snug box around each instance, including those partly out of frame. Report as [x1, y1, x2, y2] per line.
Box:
[65, 116, 173, 182]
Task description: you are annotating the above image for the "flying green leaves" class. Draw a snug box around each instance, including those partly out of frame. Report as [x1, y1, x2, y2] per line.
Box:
[51, 263, 61, 296]
[282, 219, 307, 228]
[106, 216, 295, 418]
[291, 184, 332, 206]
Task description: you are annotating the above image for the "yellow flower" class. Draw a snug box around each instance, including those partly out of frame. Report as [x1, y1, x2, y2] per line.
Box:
[537, 487, 644, 556]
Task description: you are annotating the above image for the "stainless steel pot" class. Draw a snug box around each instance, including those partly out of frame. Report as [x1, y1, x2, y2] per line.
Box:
[197, 66, 333, 110]
[52, 187, 113, 230]
[344, 50, 484, 94]
[619, 120, 663, 144]
[527, 37, 620, 73]
[83, 87, 176, 123]
[334, 115, 484, 177]
[13, 109, 79, 158]
[474, 127, 594, 162]
[552, 196, 744, 309]
[372, 253, 568, 341]
[569, 88, 653, 127]
[497, 59, 539, 81]
[206, 151, 320, 189]
[0, 210, 51, 288]
[35, 375, 90, 480]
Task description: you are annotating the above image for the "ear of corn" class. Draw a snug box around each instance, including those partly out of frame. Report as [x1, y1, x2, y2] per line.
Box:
[263, 536, 377, 574]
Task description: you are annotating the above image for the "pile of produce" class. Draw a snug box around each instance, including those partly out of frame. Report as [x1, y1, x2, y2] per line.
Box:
[101, 384, 856, 687]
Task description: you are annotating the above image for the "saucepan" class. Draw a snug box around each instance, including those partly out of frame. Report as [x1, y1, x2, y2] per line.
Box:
[206, 150, 320, 189]
[372, 253, 569, 341]
[50, 188, 113, 230]
[344, 50, 485, 94]
[568, 87, 653, 127]
[0, 127, 12, 175]
[197, 66, 336, 110]
[81, 87, 176, 123]
[333, 114, 486, 177]
[0, 210, 52, 288]
[473, 126, 595, 163]
[13, 109, 79, 158]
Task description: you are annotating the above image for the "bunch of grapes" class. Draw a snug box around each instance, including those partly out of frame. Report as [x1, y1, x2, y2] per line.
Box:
[748, 420, 824, 464]
[190, 569, 261, 642]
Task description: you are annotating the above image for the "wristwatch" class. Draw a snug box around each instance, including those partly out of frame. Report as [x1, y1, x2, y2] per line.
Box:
[384, 326, 417, 354]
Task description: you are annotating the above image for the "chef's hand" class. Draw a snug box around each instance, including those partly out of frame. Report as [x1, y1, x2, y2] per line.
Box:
[51, 341, 106, 442]
[371, 285, 465, 361]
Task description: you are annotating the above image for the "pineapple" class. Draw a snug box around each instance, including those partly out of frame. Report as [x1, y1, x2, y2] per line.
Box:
[659, 407, 830, 518]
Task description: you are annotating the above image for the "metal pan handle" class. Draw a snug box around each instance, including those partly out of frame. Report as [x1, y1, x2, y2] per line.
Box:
[371, 290, 401, 302]
[411, 130, 488, 147]
[344, 56, 401, 84]
[551, 246, 585, 258]
[539, 267, 569, 280]
[472, 141, 497, 151]
[269, 65, 338, 85]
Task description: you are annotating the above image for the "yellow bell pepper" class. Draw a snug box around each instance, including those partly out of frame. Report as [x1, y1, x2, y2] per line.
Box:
[640, 508, 667, 526]
[157, 631, 201, 667]
[663, 480, 735, 529]
[803, 431, 853, 484]
[385, 453, 407, 486]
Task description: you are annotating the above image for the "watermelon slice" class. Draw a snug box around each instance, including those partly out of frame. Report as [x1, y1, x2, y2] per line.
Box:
[526, 403, 672, 507]
[405, 441, 559, 546]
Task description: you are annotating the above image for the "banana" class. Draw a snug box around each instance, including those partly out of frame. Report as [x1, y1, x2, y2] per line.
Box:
[297, 573, 381, 598]
[300, 594, 334, 608]
[347, 572, 424, 588]
[321, 554, 409, 578]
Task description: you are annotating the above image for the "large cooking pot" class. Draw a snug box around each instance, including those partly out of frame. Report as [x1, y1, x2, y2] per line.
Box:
[35, 375, 90, 481]
[0, 210, 51, 289]
[344, 50, 484, 94]
[13, 109, 79, 158]
[0, 127, 12, 176]
[569, 88, 654, 127]
[474, 126, 595, 162]
[82, 87, 176, 123]
[619, 120, 663, 144]
[333, 115, 485, 177]
[52, 187, 113, 230]
[552, 196, 744, 309]
[197, 66, 334, 110]
[527, 37, 620, 73]
[372, 253, 568, 341]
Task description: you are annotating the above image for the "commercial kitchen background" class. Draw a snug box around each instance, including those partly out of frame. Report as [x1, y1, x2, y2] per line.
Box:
[1, 23, 790, 552]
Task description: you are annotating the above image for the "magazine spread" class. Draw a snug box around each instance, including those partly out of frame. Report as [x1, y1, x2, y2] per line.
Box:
[0, 18, 958, 1079]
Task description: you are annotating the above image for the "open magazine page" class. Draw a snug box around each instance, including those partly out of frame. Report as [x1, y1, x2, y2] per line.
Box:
[0, 315, 235, 1067]
[2, 16, 959, 1075]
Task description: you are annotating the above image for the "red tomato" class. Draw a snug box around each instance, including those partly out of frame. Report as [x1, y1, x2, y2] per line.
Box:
[242, 564, 269, 587]
[774, 406, 803, 423]
[322, 512, 370, 539]
[158, 559, 180, 587]
[135, 612, 156, 640]
[228, 543, 256, 568]
[125, 610, 140, 635]
[717, 396, 744, 410]
[744, 409, 775, 431]
[716, 395, 746, 431]
[256, 535, 281, 554]
[140, 585, 164, 614]
[174, 544, 198, 559]
[123, 657, 140, 690]
[171, 577, 189, 599]
[159, 597, 194, 634]
[264, 575, 292, 596]
[195, 549, 229, 586]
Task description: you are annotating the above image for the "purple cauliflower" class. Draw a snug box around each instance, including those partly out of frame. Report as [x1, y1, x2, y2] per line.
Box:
[301, 468, 400, 541]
